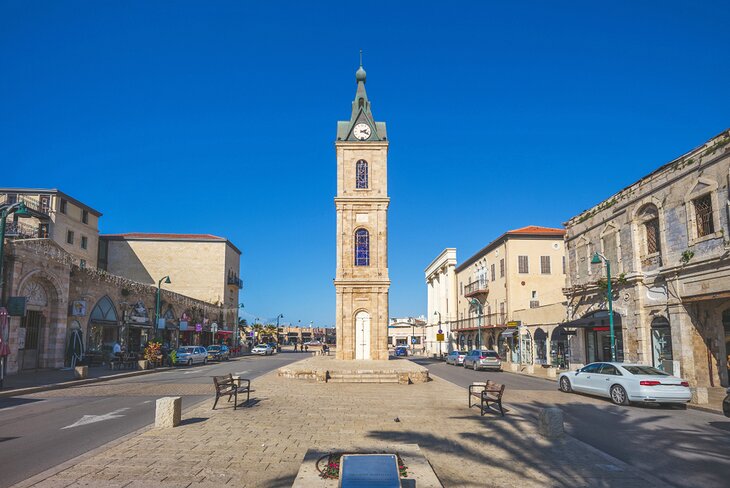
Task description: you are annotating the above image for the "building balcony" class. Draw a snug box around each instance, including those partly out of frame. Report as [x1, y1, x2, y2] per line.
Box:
[0, 194, 51, 219]
[452, 313, 506, 331]
[3, 221, 44, 239]
[227, 274, 243, 289]
[464, 279, 488, 299]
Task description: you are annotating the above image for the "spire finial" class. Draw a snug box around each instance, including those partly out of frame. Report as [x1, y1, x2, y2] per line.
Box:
[355, 51, 367, 83]
[359, 49, 363, 67]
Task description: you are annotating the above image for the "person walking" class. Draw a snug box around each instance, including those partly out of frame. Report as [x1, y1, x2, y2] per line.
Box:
[304, 344, 308, 353]
[294, 343, 298, 352]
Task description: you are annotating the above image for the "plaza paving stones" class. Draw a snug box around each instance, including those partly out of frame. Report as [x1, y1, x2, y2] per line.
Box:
[15, 369, 663, 488]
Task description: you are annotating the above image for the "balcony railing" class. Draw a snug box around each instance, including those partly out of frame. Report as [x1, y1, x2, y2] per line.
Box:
[451, 313, 507, 331]
[3, 221, 42, 239]
[227, 275, 243, 289]
[0, 194, 51, 218]
[464, 279, 488, 298]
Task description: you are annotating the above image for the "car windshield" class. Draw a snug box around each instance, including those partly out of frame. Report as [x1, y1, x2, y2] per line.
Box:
[622, 365, 669, 376]
[177, 347, 193, 353]
[207, 346, 220, 351]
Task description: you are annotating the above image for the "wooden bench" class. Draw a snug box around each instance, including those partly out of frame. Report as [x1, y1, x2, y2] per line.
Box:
[469, 381, 506, 417]
[213, 374, 250, 410]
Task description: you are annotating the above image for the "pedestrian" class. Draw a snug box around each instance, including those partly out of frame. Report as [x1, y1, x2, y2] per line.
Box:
[294, 343, 298, 352]
[112, 341, 122, 355]
[304, 344, 308, 353]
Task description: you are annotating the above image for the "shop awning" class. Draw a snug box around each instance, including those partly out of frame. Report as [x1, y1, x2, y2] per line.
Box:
[560, 312, 620, 329]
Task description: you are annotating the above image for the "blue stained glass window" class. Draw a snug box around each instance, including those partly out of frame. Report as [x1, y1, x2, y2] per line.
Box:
[356, 159, 368, 189]
[355, 228, 370, 266]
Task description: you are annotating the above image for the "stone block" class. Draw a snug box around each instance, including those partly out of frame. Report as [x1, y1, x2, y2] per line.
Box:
[155, 396, 182, 428]
[538, 407, 564, 439]
[546, 367, 557, 378]
[138, 360, 150, 370]
[525, 365, 535, 374]
[509, 363, 520, 372]
[73, 366, 88, 379]
[691, 387, 709, 404]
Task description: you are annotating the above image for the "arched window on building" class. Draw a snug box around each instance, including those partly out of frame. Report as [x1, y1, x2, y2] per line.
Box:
[356, 159, 368, 189]
[354, 228, 370, 266]
[651, 316, 672, 369]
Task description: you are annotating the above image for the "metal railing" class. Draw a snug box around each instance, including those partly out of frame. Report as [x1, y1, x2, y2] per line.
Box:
[464, 279, 488, 297]
[3, 220, 42, 239]
[451, 313, 506, 330]
[0, 194, 50, 216]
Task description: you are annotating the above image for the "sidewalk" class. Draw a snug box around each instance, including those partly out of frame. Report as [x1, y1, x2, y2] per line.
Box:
[0, 353, 253, 398]
[17, 370, 665, 487]
[506, 363, 727, 415]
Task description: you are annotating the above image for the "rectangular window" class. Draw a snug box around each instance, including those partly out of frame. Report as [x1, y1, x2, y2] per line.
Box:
[645, 218, 660, 254]
[540, 256, 551, 274]
[491, 263, 495, 281]
[518, 255, 529, 274]
[82, 209, 89, 224]
[81, 236, 88, 250]
[7, 193, 17, 204]
[66, 230, 74, 244]
[80, 259, 86, 269]
[562, 256, 566, 275]
[60, 199, 67, 214]
[499, 302, 505, 322]
[499, 259, 505, 278]
[693, 195, 714, 237]
[40, 195, 50, 213]
[38, 223, 49, 238]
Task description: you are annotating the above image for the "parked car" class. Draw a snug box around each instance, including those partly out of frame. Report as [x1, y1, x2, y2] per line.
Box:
[446, 350, 468, 366]
[394, 346, 408, 357]
[206, 345, 230, 361]
[558, 362, 692, 406]
[723, 388, 730, 417]
[463, 350, 502, 371]
[252, 344, 274, 356]
[175, 346, 208, 366]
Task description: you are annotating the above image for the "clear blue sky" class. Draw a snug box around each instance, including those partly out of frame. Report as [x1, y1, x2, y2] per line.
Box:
[2, 1, 729, 326]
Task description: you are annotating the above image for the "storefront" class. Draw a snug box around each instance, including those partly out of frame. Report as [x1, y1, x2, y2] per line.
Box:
[87, 296, 120, 361]
[550, 326, 572, 369]
[563, 311, 624, 364]
[534, 328, 548, 365]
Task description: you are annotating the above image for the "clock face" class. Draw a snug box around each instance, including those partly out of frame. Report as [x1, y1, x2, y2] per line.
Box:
[353, 123, 371, 140]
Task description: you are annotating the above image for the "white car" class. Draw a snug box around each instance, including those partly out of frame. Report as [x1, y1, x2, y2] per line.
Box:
[558, 362, 692, 406]
[251, 344, 274, 356]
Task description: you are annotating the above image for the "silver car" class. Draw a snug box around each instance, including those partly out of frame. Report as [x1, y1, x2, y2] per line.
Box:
[175, 346, 208, 366]
[446, 350, 468, 366]
[463, 350, 502, 371]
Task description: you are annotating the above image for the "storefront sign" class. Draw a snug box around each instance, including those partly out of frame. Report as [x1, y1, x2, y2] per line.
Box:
[179, 321, 188, 331]
[7, 297, 27, 317]
[506, 320, 521, 327]
[70, 300, 87, 316]
[129, 301, 149, 324]
[157, 318, 166, 329]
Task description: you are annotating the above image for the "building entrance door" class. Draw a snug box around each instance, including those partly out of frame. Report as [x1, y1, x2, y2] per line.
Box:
[21, 310, 44, 370]
[355, 311, 371, 360]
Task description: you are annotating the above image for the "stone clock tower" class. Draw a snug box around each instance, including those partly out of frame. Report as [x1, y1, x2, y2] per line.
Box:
[334, 63, 390, 361]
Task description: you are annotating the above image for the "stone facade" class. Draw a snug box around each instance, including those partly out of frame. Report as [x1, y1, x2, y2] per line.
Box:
[424, 249, 457, 356]
[101, 233, 241, 329]
[2, 239, 224, 375]
[334, 65, 390, 361]
[564, 129, 730, 387]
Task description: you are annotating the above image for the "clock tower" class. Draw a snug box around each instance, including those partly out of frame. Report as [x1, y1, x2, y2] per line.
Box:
[334, 62, 390, 361]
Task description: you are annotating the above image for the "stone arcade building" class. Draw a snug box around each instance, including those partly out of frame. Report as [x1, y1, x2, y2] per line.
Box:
[564, 129, 730, 388]
[334, 63, 390, 360]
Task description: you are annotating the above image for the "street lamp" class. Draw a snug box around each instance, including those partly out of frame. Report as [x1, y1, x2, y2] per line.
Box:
[469, 298, 483, 350]
[0, 202, 31, 305]
[592, 252, 616, 362]
[434, 311, 442, 358]
[155, 276, 171, 340]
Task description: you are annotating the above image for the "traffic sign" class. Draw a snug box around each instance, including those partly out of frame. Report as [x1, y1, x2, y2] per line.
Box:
[436, 333, 445, 342]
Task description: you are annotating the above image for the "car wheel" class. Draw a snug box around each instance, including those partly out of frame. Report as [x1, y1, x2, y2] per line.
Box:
[559, 376, 572, 393]
[610, 384, 629, 405]
[187, 359, 192, 366]
[473, 362, 478, 371]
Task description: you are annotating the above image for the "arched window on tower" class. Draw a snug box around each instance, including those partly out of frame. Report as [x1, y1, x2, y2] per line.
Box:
[356, 159, 368, 189]
[359, 98, 364, 108]
[355, 228, 370, 266]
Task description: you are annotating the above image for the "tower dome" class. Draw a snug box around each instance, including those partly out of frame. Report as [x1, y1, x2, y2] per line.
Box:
[356, 65, 366, 83]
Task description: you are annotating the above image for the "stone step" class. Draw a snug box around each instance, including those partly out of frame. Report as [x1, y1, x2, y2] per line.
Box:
[327, 377, 400, 383]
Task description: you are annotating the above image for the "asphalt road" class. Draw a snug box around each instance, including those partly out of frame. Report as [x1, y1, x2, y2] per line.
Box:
[413, 358, 730, 488]
[0, 352, 301, 488]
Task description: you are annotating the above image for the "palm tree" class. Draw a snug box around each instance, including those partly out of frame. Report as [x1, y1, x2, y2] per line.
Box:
[263, 324, 278, 343]
[252, 323, 263, 343]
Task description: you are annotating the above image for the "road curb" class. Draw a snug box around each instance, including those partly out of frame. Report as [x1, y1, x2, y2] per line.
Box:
[0, 355, 255, 399]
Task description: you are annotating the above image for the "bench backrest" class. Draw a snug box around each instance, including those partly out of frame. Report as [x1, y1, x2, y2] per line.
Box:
[485, 384, 505, 398]
[213, 374, 234, 389]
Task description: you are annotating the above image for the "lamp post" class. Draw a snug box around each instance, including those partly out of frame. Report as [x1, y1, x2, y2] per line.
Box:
[434, 311, 442, 358]
[591, 252, 616, 362]
[0, 202, 31, 305]
[469, 298, 483, 350]
[155, 276, 171, 341]
[237, 303, 244, 351]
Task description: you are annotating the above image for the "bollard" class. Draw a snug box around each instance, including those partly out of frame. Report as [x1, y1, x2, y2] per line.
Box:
[692, 387, 709, 404]
[538, 407, 564, 439]
[546, 367, 557, 378]
[509, 363, 520, 372]
[525, 365, 535, 374]
[155, 396, 182, 428]
[73, 366, 88, 379]
[138, 360, 149, 370]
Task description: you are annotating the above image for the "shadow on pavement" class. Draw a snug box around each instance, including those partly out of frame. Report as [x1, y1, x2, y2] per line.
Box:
[179, 417, 208, 426]
[0, 397, 44, 410]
